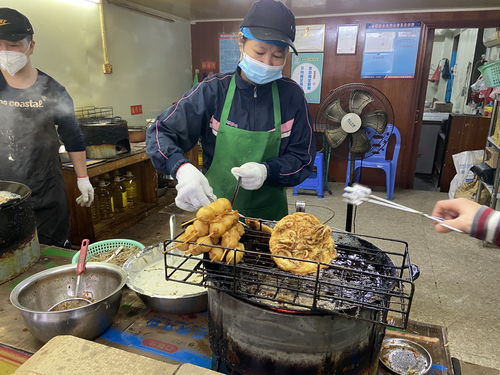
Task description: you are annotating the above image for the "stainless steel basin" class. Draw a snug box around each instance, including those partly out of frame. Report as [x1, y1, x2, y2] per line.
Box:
[9, 263, 126, 343]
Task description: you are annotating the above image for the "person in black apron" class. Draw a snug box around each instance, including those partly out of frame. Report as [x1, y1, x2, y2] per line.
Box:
[0, 8, 94, 246]
[146, 0, 316, 221]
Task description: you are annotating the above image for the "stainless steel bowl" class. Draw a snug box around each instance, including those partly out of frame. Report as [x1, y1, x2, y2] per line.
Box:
[124, 245, 207, 314]
[9, 263, 126, 343]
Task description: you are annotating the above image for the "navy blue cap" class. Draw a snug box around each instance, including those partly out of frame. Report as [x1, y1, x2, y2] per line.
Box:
[0, 8, 34, 42]
[241, 0, 297, 55]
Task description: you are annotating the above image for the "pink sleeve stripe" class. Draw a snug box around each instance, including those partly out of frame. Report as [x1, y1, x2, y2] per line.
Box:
[476, 207, 492, 240]
[154, 74, 233, 160]
[211, 116, 294, 134]
[278, 78, 314, 176]
[210, 115, 220, 131]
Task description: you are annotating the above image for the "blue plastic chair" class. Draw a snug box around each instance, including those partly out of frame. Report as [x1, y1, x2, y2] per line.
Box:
[345, 124, 401, 200]
[293, 152, 324, 198]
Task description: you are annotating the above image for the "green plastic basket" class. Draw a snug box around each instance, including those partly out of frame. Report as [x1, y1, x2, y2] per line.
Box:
[71, 239, 145, 264]
[479, 60, 500, 88]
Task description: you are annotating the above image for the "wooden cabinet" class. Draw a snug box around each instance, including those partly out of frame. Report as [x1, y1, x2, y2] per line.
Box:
[62, 150, 158, 244]
[437, 114, 490, 192]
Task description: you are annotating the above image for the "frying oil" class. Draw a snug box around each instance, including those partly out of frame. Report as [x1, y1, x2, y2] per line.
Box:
[111, 176, 128, 213]
[96, 180, 113, 219]
[123, 170, 138, 207]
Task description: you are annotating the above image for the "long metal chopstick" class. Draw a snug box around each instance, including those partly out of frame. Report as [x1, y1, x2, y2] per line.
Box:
[343, 185, 464, 233]
[231, 177, 242, 206]
[361, 198, 463, 233]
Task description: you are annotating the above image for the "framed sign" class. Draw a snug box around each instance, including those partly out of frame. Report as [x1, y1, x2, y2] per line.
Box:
[361, 22, 422, 79]
[291, 53, 324, 104]
[294, 24, 326, 52]
[219, 33, 240, 73]
[336, 24, 359, 54]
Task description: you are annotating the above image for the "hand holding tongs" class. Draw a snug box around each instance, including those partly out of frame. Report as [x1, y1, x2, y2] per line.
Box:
[343, 184, 464, 233]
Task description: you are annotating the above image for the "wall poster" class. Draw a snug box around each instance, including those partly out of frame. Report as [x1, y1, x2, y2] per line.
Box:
[291, 53, 324, 104]
[219, 33, 240, 73]
[361, 22, 421, 79]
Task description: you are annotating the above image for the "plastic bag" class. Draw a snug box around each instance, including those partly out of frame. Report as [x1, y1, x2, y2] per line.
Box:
[430, 66, 441, 83]
[471, 76, 487, 92]
[441, 58, 451, 80]
[455, 178, 490, 205]
[448, 150, 484, 199]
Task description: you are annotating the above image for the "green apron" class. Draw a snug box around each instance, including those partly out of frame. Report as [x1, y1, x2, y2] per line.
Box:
[205, 75, 288, 221]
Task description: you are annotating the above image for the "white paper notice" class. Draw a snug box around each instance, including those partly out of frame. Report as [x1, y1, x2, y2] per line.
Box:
[337, 25, 358, 54]
[364, 31, 396, 53]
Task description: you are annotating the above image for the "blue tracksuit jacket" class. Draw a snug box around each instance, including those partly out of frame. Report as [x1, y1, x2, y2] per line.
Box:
[146, 68, 316, 187]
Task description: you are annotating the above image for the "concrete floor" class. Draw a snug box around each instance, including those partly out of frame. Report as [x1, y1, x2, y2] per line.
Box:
[118, 183, 500, 374]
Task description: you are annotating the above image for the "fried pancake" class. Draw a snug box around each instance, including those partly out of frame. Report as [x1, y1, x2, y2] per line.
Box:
[269, 213, 336, 275]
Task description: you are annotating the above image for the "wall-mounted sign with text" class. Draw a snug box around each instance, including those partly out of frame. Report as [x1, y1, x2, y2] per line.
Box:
[361, 22, 421, 79]
[291, 53, 324, 104]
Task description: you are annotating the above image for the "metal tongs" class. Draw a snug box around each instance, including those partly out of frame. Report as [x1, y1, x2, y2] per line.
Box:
[231, 176, 242, 206]
[343, 184, 464, 233]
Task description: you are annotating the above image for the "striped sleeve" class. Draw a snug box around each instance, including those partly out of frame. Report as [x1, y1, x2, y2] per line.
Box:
[470, 206, 500, 246]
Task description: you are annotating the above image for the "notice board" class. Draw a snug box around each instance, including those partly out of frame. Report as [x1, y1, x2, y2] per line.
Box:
[291, 53, 324, 104]
[219, 33, 240, 74]
[361, 22, 421, 79]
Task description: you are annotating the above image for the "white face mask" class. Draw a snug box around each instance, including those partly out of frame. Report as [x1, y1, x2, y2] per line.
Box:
[0, 48, 29, 76]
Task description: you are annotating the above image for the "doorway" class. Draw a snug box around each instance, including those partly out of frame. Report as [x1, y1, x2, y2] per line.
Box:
[413, 27, 494, 192]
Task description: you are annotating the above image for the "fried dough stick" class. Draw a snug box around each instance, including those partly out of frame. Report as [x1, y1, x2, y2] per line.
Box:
[187, 235, 214, 256]
[226, 243, 245, 264]
[209, 211, 239, 237]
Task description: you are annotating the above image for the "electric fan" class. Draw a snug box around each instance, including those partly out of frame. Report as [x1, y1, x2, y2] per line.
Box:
[315, 83, 395, 231]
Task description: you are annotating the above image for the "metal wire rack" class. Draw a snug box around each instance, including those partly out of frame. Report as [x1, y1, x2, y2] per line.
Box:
[74, 106, 114, 121]
[163, 218, 416, 329]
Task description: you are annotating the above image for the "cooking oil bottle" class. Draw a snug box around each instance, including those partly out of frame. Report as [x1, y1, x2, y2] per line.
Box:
[90, 178, 100, 222]
[197, 141, 203, 168]
[103, 173, 112, 185]
[123, 170, 138, 207]
[111, 175, 127, 213]
[96, 180, 113, 219]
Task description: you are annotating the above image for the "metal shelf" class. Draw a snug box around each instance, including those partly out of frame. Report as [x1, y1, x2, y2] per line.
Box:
[487, 136, 500, 150]
[476, 95, 500, 230]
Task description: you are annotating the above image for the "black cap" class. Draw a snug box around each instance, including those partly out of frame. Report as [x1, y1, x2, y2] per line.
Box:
[0, 8, 34, 42]
[241, 0, 297, 55]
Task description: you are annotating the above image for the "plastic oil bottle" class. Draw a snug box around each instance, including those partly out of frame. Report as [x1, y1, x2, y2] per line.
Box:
[123, 170, 138, 207]
[96, 180, 113, 219]
[111, 175, 128, 213]
[90, 178, 100, 222]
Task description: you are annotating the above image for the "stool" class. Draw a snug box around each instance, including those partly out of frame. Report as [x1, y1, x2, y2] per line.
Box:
[293, 152, 324, 198]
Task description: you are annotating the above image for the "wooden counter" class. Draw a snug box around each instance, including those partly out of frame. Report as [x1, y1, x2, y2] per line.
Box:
[1, 246, 456, 375]
[62, 149, 158, 244]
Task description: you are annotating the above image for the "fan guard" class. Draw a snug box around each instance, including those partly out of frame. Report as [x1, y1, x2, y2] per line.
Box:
[316, 83, 394, 158]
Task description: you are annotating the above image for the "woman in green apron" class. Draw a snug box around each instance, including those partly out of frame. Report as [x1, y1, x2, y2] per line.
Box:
[146, 0, 315, 221]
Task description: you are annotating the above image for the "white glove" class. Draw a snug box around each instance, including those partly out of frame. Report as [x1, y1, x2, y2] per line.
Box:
[231, 162, 267, 190]
[175, 163, 216, 211]
[76, 176, 94, 207]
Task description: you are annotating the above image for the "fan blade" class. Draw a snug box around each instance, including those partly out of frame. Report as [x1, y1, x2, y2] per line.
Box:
[349, 90, 374, 115]
[350, 130, 371, 154]
[324, 99, 347, 122]
[362, 110, 388, 133]
[325, 128, 348, 149]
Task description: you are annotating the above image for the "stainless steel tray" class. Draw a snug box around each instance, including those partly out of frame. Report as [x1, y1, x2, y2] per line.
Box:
[124, 244, 207, 314]
[379, 338, 432, 375]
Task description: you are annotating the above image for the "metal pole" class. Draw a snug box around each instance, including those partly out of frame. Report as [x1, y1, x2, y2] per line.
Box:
[345, 156, 355, 232]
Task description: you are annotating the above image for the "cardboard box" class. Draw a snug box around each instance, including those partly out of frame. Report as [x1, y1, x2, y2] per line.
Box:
[432, 101, 453, 112]
[485, 146, 499, 168]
